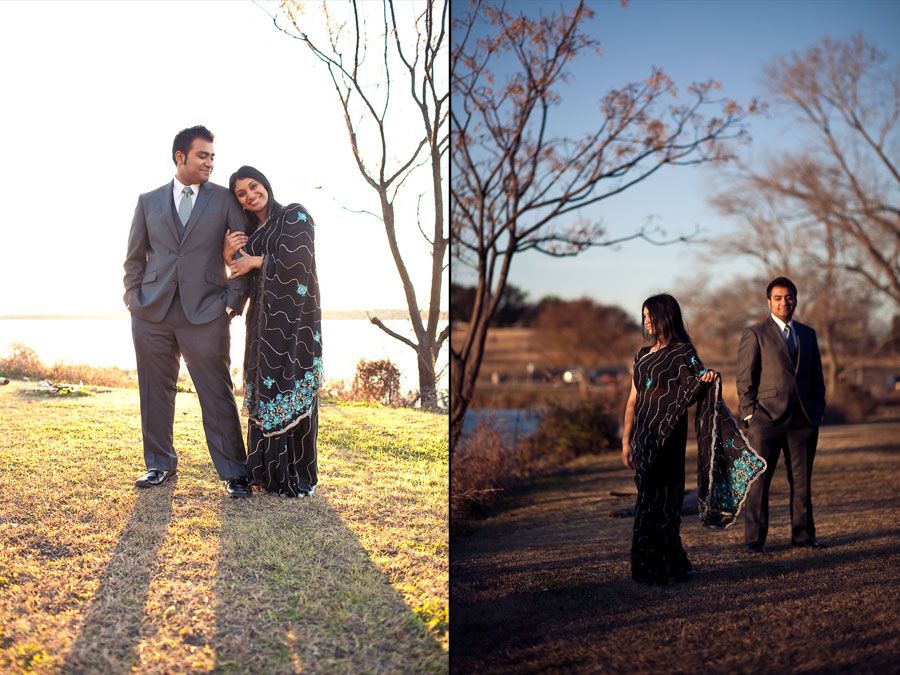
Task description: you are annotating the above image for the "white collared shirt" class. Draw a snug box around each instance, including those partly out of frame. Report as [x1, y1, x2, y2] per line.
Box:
[173, 177, 200, 211]
[771, 313, 797, 350]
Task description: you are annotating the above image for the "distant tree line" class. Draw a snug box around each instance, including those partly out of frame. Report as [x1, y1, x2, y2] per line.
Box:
[451, 283, 642, 366]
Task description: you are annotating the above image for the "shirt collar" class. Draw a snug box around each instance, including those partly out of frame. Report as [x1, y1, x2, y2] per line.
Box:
[174, 176, 200, 195]
[770, 313, 794, 332]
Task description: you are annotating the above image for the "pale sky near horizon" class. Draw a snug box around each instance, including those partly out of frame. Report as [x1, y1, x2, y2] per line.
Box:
[0, 0, 446, 316]
[452, 0, 900, 325]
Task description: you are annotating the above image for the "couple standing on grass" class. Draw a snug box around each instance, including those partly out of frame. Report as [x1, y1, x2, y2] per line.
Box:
[621, 279, 827, 586]
[123, 125, 323, 499]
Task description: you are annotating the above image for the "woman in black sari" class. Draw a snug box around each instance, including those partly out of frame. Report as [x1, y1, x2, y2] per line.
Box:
[224, 166, 322, 497]
[621, 295, 718, 585]
[621, 294, 767, 585]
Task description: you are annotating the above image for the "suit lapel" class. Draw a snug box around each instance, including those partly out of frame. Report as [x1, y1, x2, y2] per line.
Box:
[161, 181, 181, 242]
[182, 183, 212, 244]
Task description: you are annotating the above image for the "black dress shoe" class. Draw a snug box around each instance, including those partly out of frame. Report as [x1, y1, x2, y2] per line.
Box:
[226, 476, 252, 498]
[135, 469, 176, 488]
[745, 543, 767, 554]
[793, 539, 828, 549]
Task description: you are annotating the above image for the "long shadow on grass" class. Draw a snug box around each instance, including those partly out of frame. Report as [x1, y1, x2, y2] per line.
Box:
[63, 482, 176, 673]
[211, 492, 446, 673]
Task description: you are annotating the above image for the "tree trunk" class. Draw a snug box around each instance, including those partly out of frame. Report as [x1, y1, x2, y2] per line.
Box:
[449, 318, 490, 449]
[417, 343, 438, 409]
[449, 350, 467, 450]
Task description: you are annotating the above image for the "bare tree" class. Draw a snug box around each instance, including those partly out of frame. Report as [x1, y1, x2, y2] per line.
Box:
[450, 0, 756, 447]
[717, 34, 900, 303]
[706, 34, 898, 392]
[267, 0, 449, 408]
[688, 195, 879, 394]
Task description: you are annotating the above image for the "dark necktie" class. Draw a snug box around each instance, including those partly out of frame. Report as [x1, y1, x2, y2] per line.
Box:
[784, 325, 797, 362]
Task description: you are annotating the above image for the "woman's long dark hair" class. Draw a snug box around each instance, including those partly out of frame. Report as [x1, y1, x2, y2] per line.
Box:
[642, 294, 692, 346]
[228, 165, 283, 234]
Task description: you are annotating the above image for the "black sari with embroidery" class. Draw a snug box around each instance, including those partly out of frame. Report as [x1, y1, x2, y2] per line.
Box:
[240, 202, 323, 496]
[629, 343, 765, 584]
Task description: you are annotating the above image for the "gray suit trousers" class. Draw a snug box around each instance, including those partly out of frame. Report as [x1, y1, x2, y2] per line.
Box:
[131, 294, 246, 479]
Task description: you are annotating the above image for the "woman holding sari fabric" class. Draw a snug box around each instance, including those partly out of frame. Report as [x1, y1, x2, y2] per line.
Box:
[621, 294, 766, 585]
[223, 166, 323, 497]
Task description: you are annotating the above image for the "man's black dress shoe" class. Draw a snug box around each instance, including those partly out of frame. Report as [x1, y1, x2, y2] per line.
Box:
[226, 476, 252, 498]
[793, 539, 828, 549]
[745, 543, 767, 554]
[135, 469, 176, 488]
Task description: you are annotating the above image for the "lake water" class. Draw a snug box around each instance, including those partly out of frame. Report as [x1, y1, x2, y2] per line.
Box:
[0, 318, 447, 395]
[461, 408, 542, 444]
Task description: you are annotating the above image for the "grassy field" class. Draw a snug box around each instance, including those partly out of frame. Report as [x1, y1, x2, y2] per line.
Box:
[451, 420, 900, 673]
[0, 380, 447, 673]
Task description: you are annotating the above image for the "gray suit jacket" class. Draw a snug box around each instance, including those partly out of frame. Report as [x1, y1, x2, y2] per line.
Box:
[123, 181, 249, 324]
[736, 316, 826, 427]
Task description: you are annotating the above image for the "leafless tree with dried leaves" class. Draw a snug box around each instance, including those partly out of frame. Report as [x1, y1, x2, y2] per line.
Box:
[450, 0, 757, 447]
[267, 0, 449, 408]
[708, 33, 899, 392]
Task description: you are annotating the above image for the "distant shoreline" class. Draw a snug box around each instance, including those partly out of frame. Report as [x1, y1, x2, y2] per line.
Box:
[0, 310, 449, 321]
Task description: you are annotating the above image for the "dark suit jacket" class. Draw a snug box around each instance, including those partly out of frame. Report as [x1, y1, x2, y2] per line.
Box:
[736, 316, 826, 427]
[123, 181, 249, 324]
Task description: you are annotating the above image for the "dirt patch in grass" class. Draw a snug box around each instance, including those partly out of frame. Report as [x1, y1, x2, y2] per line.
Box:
[451, 421, 900, 674]
[0, 380, 447, 673]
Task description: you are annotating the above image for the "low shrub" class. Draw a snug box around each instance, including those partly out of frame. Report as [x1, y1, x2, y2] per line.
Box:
[353, 358, 402, 406]
[822, 381, 878, 424]
[322, 358, 420, 408]
[47, 362, 138, 389]
[531, 399, 621, 457]
[0, 342, 49, 380]
[451, 418, 533, 527]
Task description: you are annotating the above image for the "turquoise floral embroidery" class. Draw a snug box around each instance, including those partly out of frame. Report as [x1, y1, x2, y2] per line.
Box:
[725, 439, 734, 448]
[297, 284, 308, 296]
[251, 357, 324, 431]
[263, 376, 275, 389]
[298, 213, 307, 222]
[314, 330, 321, 343]
[645, 378, 652, 388]
[710, 449, 766, 513]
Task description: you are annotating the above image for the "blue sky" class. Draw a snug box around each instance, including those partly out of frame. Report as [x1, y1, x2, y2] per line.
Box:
[454, 0, 900, 322]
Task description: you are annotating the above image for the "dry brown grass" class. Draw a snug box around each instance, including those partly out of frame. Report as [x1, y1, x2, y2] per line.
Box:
[0, 380, 447, 673]
[0, 341, 147, 390]
[451, 420, 900, 673]
[450, 419, 562, 530]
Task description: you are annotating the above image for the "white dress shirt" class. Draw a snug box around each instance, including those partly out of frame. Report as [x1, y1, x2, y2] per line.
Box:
[173, 177, 200, 212]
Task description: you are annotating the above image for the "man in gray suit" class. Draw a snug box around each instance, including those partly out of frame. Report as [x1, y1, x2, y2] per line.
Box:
[124, 125, 252, 498]
[737, 277, 827, 552]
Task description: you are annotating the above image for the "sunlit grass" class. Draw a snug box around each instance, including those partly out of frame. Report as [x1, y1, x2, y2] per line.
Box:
[0, 380, 447, 673]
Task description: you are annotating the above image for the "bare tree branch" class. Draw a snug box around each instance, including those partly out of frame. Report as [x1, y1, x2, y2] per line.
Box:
[449, 1, 756, 445]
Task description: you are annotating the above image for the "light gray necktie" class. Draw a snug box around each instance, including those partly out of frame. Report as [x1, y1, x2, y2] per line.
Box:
[178, 186, 193, 226]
